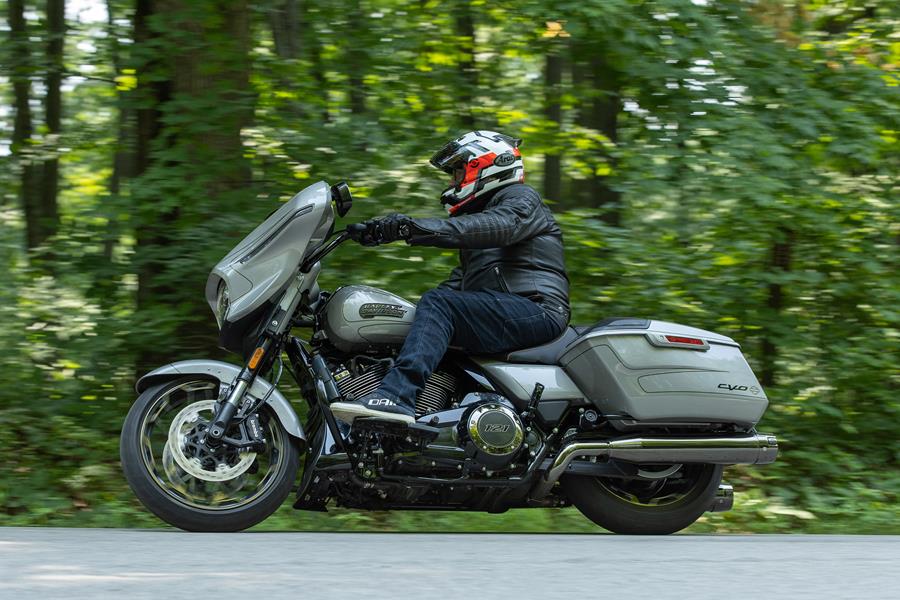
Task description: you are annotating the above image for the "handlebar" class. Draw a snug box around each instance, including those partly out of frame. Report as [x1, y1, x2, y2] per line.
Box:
[299, 229, 351, 273]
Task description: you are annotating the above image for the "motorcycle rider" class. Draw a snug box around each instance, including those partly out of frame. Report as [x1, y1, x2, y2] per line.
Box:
[330, 131, 570, 424]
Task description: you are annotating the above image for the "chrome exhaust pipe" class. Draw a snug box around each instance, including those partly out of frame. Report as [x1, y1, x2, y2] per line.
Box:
[709, 483, 734, 513]
[535, 432, 778, 498]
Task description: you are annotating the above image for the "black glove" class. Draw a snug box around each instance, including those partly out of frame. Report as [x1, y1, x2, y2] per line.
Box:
[350, 213, 412, 246]
[377, 213, 412, 243]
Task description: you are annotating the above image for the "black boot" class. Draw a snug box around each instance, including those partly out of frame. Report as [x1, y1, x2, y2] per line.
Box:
[330, 391, 415, 424]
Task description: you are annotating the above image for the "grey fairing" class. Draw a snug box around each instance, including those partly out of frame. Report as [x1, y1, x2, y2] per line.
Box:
[205, 181, 334, 323]
[135, 360, 306, 443]
[473, 360, 586, 403]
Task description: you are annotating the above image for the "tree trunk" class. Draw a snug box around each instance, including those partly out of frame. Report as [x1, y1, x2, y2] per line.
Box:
[269, 0, 299, 59]
[346, 0, 366, 116]
[571, 41, 622, 225]
[761, 228, 795, 387]
[132, 0, 252, 371]
[454, 0, 477, 129]
[8, 0, 43, 250]
[39, 0, 65, 252]
[293, 1, 328, 122]
[544, 48, 563, 203]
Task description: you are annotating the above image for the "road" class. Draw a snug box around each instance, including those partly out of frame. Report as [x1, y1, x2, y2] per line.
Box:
[1, 528, 897, 599]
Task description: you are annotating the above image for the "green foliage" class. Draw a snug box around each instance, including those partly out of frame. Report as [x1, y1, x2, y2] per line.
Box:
[0, 0, 897, 533]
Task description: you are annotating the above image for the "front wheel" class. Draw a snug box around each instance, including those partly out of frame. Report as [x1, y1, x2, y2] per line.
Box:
[120, 378, 301, 532]
[561, 463, 723, 535]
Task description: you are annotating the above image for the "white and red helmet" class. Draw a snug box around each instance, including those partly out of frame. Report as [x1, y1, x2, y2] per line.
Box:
[430, 131, 524, 214]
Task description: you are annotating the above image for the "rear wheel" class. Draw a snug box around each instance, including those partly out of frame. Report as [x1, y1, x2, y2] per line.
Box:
[561, 463, 723, 535]
[121, 378, 301, 532]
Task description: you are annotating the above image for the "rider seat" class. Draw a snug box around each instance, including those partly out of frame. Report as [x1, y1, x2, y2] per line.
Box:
[499, 317, 651, 364]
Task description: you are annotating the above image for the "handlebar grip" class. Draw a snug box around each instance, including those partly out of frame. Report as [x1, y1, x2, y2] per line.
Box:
[347, 223, 368, 241]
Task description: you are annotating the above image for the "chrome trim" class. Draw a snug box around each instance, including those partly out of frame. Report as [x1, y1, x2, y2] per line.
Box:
[535, 432, 778, 498]
[466, 403, 524, 456]
[709, 483, 734, 513]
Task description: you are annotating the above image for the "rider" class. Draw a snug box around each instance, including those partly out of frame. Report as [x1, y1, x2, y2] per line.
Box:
[330, 131, 570, 424]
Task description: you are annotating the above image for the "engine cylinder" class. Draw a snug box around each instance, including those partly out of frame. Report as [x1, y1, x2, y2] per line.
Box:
[332, 358, 457, 417]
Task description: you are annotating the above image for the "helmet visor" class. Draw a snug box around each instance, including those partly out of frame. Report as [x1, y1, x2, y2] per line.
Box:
[430, 140, 471, 174]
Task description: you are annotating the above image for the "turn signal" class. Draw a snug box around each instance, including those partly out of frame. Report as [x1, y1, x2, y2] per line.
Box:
[248, 347, 265, 369]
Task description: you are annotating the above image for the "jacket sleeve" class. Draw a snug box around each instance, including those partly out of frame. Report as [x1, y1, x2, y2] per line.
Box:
[407, 187, 547, 249]
[436, 266, 464, 291]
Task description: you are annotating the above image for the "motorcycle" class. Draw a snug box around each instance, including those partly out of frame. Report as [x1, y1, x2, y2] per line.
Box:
[120, 181, 778, 534]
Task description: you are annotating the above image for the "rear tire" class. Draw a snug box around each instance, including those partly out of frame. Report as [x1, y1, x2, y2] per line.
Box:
[121, 378, 301, 532]
[562, 464, 723, 535]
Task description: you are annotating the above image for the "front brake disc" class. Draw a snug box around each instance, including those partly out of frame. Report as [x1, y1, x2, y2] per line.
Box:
[165, 400, 256, 482]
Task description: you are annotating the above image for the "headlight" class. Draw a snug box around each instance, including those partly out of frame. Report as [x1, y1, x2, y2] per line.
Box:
[215, 281, 230, 329]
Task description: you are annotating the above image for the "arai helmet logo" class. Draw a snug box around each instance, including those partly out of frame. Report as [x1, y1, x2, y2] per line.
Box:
[718, 383, 749, 391]
[494, 152, 516, 167]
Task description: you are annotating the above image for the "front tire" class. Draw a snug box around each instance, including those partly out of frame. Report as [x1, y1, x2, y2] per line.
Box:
[562, 463, 723, 535]
[121, 378, 301, 532]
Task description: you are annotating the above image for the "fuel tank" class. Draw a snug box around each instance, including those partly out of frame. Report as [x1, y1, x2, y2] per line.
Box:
[323, 285, 416, 352]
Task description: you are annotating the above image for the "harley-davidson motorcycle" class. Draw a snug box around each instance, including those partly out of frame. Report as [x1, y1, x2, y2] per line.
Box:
[120, 181, 778, 534]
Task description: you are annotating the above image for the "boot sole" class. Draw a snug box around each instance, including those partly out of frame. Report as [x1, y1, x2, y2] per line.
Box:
[330, 402, 415, 424]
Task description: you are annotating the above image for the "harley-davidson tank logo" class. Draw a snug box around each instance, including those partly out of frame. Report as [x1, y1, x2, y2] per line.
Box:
[359, 303, 408, 319]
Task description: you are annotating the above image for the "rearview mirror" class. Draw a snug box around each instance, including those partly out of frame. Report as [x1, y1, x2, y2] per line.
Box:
[330, 181, 352, 217]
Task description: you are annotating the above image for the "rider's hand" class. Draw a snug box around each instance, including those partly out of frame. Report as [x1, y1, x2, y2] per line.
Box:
[350, 214, 412, 246]
[377, 213, 412, 243]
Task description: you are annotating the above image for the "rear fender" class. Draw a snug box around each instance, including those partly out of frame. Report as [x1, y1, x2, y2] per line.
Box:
[136, 359, 306, 446]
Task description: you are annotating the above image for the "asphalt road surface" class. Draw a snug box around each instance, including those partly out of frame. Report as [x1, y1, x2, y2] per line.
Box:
[1, 528, 897, 599]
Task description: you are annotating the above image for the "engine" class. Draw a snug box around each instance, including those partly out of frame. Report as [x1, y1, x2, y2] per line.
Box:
[330, 359, 529, 474]
[331, 356, 457, 417]
[460, 399, 526, 469]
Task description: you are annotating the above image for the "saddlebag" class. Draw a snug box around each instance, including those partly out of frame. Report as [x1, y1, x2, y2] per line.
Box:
[559, 319, 768, 427]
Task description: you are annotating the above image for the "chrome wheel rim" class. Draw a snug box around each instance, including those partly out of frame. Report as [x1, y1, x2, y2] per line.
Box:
[596, 464, 706, 508]
[139, 380, 286, 511]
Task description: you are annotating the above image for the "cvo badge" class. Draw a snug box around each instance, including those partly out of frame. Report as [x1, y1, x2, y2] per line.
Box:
[718, 383, 749, 392]
[359, 303, 408, 319]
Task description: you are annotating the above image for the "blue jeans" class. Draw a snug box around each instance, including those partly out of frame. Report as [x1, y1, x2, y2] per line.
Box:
[378, 288, 567, 407]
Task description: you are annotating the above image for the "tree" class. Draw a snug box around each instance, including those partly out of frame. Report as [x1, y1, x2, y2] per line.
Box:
[38, 0, 65, 257]
[131, 0, 254, 370]
[8, 0, 47, 252]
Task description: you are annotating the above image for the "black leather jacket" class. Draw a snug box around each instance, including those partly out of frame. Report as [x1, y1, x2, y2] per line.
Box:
[407, 183, 570, 324]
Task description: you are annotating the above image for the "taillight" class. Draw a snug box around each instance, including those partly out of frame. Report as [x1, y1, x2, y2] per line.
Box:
[665, 335, 705, 346]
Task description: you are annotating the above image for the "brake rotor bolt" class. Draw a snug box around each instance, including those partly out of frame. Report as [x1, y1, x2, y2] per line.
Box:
[529, 451, 536, 457]
[552, 428, 558, 434]
[430, 461, 436, 467]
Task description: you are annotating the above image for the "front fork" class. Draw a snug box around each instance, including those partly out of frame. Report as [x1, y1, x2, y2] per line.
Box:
[206, 274, 306, 443]
[206, 338, 273, 440]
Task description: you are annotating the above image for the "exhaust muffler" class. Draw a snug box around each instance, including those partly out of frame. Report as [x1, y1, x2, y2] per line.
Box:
[535, 432, 778, 498]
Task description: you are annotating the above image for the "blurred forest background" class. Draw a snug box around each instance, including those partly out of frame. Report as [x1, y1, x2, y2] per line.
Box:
[1, 0, 897, 533]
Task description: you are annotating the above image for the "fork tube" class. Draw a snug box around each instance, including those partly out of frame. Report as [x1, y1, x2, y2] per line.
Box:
[286, 337, 347, 452]
[207, 336, 274, 440]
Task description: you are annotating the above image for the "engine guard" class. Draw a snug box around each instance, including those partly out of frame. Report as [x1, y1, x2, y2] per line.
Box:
[136, 359, 306, 448]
